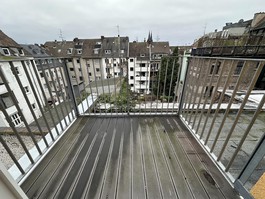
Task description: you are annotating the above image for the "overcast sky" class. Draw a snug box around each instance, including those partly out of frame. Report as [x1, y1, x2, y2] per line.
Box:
[0, 0, 264, 46]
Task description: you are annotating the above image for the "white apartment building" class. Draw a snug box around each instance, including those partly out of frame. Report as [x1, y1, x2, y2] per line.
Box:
[128, 58, 151, 94]
[0, 60, 44, 127]
[0, 30, 44, 127]
[128, 41, 170, 95]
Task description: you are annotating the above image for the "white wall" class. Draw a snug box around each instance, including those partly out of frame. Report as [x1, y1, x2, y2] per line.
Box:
[0, 161, 28, 199]
[0, 60, 43, 127]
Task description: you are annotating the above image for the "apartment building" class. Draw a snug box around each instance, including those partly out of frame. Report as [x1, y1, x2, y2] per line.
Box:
[0, 30, 44, 127]
[44, 40, 85, 96]
[44, 36, 129, 95]
[21, 44, 67, 105]
[128, 40, 170, 94]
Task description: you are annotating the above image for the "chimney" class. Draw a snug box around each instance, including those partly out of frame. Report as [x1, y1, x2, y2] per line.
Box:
[251, 12, 265, 28]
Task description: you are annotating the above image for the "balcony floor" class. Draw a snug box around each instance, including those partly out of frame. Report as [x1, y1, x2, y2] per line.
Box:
[21, 116, 240, 199]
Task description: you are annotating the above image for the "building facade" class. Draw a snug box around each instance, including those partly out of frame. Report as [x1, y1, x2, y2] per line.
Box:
[21, 44, 67, 105]
[0, 30, 44, 127]
[128, 40, 170, 95]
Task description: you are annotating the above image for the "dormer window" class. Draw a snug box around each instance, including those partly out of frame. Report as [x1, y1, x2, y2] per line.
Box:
[67, 48, 73, 54]
[77, 49, 82, 54]
[105, 50, 111, 54]
[120, 49, 125, 54]
[18, 49, 24, 56]
[140, 54, 145, 57]
[94, 49, 99, 54]
[2, 48, 10, 56]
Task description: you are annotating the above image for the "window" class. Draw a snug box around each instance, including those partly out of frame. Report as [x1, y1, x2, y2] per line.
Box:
[210, 62, 221, 74]
[2, 48, 10, 56]
[68, 59, 72, 62]
[140, 54, 145, 57]
[72, 75, 76, 78]
[130, 67, 134, 71]
[79, 76, 83, 81]
[87, 64, 90, 67]
[235, 61, 244, 75]
[96, 68, 100, 72]
[10, 113, 22, 126]
[32, 103, 36, 110]
[120, 49, 125, 54]
[77, 49, 82, 54]
[114, 63, 117, 67]
[70, 68, 74, 71]
[40, 72, 44, 77]
[130, 59, 134, 62]
[204, 86, 214, 97]
[77, 59, 80, 63]
[89, 72, 92, 76]
[130, 84, 134, 87]
[18, 49, 24, 56]
[24, 86, 30, 93]
[15, 67, 20, 75]
[1, 94, 14, 108]
[67, 48, 73, 54]
[105, 50, 111, 54]
[130, 76, 134, 80]
[46, 71, 49, 77]
[140, 63, 146, 67]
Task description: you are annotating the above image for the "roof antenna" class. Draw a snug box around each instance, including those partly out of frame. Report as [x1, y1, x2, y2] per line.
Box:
[117, 25, 120, 37]
[59, 29, 64, 41]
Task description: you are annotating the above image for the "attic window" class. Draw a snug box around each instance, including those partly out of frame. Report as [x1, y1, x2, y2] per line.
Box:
[67, 48, 73, 54]
[2, 48, 10, 56]
[18, 49, 24, 56]
[94, 49, 99, 54]
[77, 49, 82, 54]
[105, 50, 111, 54]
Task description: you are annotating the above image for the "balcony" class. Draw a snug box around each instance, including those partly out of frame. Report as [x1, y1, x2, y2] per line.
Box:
[0, 56, 264, 199]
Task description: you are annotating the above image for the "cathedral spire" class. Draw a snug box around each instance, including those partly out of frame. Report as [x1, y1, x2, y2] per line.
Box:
[147, 31, 153, 45]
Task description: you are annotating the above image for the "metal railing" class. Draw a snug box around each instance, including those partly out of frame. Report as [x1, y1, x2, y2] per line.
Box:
[76, 56, 182, 115]
[179, 56, 265, 198]
[0, 55, 182, 183]
[0, 58, 77, 182]
[192, 45, 265, 58]
[0, 55, 264, 199]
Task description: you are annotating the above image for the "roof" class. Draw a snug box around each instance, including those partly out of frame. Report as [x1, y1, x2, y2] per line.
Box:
[250, 19, 265, 31]
[0, 30, 21, 48]
[81, 38, 102, 58]
[223, 19, 252, 30]
[129, 41, 170, 58]
[44, 36, 129, 59]
[20, 44, 51, 58]
[44, 41, 75, 58]
[101, 36, 129, 58]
